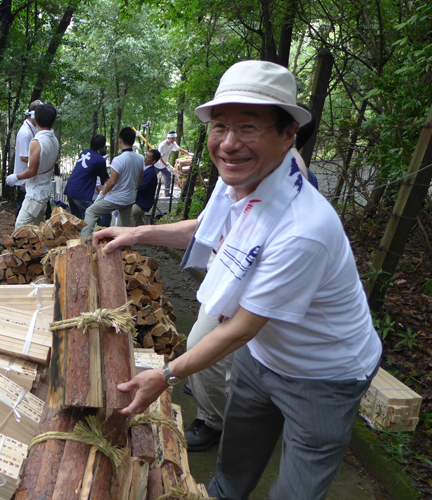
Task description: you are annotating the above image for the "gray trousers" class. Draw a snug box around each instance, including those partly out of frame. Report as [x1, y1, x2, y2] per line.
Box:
[159, 167, 172, 196]
[187, 304, 233, 431]
[208, 345, 377, 500]
[81, 199, 133, 239]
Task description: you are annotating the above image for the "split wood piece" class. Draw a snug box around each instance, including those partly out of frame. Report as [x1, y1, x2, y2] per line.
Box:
[80, 410, 129, 500]
[122, 250, 145, 265]
[141, 331, 155, 348]
[96, 245, 135, 409]
[147, 463, 178, 500]
[0, 354, 38, 392]
[14, 406, 71, 500]
[140, 282, 163, 301]
[33, 407, 72, 499]
[0, 284, 54, 313]
[0, 434, 28, 500]
[51, 409, 93, 500]
[171, 403, 210, 497]
[1, 234, 14, 248]
[148, 391, 182, 475]
[109, 439, 132, 500]
[131, 406, 157, 464]
[48, 250, 68, 409]
[359, 367, 422, 432]
[0, 374, 45, 446]
[64, 240, 102, 408]
[125, 459, 149, 500]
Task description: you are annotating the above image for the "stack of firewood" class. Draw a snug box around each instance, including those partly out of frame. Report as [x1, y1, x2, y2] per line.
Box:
[126, 391, 208, 498]
[0, 207, 86, 284]
[13, 240, 208, 500]
[0, 226, 46, 284]
[0, 434, 28, 500]
[360, 368, 422, 432]
[123, 250, 184, 358]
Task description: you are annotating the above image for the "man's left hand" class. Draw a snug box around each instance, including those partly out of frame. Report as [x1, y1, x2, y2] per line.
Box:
[117, 368, 168, 415]
[6, 174, 18, 186]
[95, 192, 105, 202]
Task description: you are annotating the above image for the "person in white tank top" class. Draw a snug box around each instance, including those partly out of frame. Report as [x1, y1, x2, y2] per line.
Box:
[7, 104, 59, 228]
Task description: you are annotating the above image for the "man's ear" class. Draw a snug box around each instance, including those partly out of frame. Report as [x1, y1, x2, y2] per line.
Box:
[283, 121, 300, 150]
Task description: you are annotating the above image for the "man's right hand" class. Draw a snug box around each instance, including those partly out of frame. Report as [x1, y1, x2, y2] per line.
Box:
[6, 174, 18, 186]
[92, 226, 138, 253]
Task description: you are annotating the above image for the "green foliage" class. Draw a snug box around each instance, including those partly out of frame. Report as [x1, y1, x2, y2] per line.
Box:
[377, 429, 432, 466]
[188, 185, 206, 219]
[372, 312, 396, 340]
[394, 328, 418, 349]
[421, 279, 432, 296]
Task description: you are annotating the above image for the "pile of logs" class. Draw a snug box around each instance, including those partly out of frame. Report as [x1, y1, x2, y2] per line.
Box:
[174, 157, 206, 190]
[0, 207, 86, 284]
[360, 368, 422, 432]
[123, 250, 184, 358]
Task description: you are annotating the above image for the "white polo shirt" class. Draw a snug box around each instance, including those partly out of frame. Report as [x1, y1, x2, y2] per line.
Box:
[13, 119, 37, 187]
[105, 151, 144, 205]
[200, 178, 381, 381]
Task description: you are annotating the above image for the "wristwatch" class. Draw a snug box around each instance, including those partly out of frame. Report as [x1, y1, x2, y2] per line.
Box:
[162, 362, 181, 386]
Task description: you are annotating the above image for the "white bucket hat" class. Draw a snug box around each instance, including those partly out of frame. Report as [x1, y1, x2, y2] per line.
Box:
[195, 60, 311, 127]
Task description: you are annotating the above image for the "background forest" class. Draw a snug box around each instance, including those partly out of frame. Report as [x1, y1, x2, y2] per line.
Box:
[1, 0, 432, 494]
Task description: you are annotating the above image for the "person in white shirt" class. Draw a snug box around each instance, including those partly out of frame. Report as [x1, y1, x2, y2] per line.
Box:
[11, 100, 42, 218]
[7, 104, 59, 229]
[155, 131, 192, 197]
[92, 61, 381, 500]
[81, 127, 144, 239]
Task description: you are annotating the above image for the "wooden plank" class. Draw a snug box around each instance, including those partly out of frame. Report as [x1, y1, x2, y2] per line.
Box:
[96, 245, 135, 409]
[51, 410, 92, 500]
[65, 241, 102, 407]
[48, 250, 68, 409]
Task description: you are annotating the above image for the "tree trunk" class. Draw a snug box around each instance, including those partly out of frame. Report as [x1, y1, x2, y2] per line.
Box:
[301, 48, 334, 168]
[277, 0, 297, 68]
[182, 126, 207, 220]
[30, 1, 80, 101]
[332, 100, 368, 204]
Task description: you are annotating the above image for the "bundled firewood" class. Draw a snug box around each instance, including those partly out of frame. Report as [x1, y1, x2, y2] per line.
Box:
[48, 240, 135, 410]
[15, 405, 129, 500]
[0, 434, 28, 500]
[0, 374, 44, 446]
[0, 297, 52, 366]
[129, 394, 210, 499]
[0, 355, 39, 393]
[360, 368, 422, 432]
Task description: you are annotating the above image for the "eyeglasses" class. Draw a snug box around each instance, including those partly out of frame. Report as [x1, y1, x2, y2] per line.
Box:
[207, 121, 277, 142]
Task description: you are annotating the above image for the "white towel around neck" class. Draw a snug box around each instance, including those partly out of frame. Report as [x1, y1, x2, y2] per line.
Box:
[182, 150, 303, 318]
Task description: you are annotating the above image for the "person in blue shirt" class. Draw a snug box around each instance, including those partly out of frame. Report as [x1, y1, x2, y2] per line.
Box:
[64, 135, 108, 219]
[131, 149, 161, 226]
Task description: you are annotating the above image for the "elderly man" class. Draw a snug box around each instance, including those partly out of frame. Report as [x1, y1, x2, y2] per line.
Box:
[93, 60, 381, 500]
[7, 104, 59, 229]
[155, 131, 191, 197]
